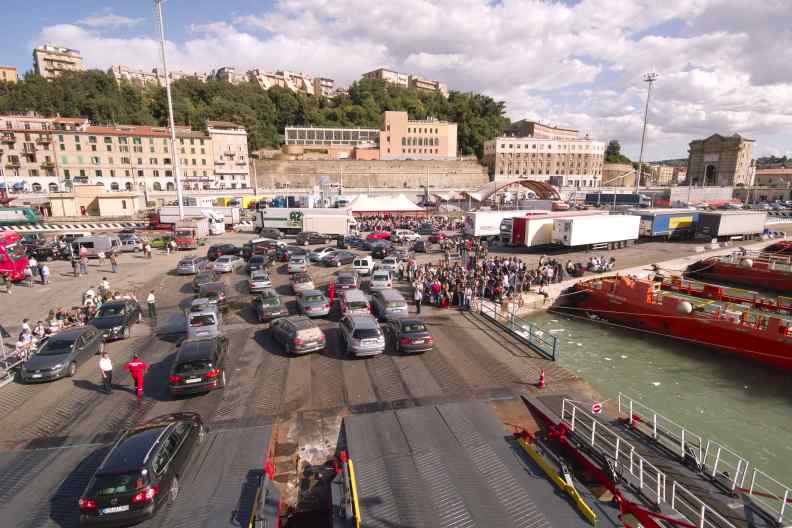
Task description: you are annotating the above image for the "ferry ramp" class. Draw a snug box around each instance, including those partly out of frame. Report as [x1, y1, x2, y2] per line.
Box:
[334, 400, 621, 528]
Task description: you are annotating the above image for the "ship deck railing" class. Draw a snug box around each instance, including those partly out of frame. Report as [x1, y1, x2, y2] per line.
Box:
[617, 393, 792, 527]
[720, 251, 792, 272]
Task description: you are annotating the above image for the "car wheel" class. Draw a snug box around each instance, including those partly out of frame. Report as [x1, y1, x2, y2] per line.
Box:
[122, 326, 131, 339]
[170, 476, 179, 503]
[67, 362, 77, 377]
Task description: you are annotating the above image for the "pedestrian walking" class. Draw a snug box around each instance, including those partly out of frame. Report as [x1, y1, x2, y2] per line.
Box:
[124, 354, 148, 401]
[71, 258, 79, 277]
[414, 283, 423, 314]
[146, 290, 156, 320]
[80, 256, 88, 275]
[99, 352, 113, 394]
[144, 243, 152, 259]
[24, 265, 33, 287]
[327, 280, 336, 305]
[110, 252, 118, 273]
[41, 264, 50, 285]
[97, 251, 106, 266]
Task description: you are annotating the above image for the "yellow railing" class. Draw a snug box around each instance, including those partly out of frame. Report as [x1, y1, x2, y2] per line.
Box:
[347, 459, 362, 528]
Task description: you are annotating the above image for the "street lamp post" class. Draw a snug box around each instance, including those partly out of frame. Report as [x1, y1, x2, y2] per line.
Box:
[636, 72, 658, 195]
[154, 0, 185, 220]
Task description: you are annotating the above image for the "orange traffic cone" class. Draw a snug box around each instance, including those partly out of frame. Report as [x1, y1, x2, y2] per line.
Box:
[538, 369, 546, 389]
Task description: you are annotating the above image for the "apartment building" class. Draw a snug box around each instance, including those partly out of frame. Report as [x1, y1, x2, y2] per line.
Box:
[313, 77, 335, 97]
[33, 45, 85, 79]
[505, 120, 578, 140]
[0, 115, 249, 194]
[362, 68, 448, 97]
[212, 67, 247, 85]
[108, 65, 160, 87]
[379, 111, 457, 160]
[247, 69, 331, 96]
[483, 135, 606, 188]
[649, 164, 675, 185]
[0, 66, 18, 84]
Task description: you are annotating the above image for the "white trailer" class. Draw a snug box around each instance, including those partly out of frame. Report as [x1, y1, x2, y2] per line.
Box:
[302, 213, 357, 237]
[501, 211, 610, 246]
[159, 206, 241, 226]
[255, 208, 351, 234]
[552, 214, 640, 249]
[463, 210, 544, 241]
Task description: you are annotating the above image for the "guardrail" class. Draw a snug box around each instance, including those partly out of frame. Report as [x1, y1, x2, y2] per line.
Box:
[670, 481, 737, 528]
[478, 300, 559, 360]
[748, 468, 792, 525]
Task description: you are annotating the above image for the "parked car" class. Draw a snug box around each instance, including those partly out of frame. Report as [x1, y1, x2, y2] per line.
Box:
[169, 337, 227, 395]
[384, 316, 434, 353]
[192, 270, 219, 292]
[246, 255, 270, 274]
[258, 227, 283, 239]
[339, 314, 385, 357]
[370, 289, 409, 320]
[206, 243, 240, 261]
[334, 271, 359, 291]
[380, 257, 399, 273]
[296, 231, 327, 246]
[276, 245, 308, 262]
[186, 306, 223, 340]
[338, 235, 365, 249]
[78, 413, 204, 526]
[392, 229, 421, 243]
[418, 224, 438, 235]
[119, 238, 142, 253]
[366, 231, 391, 240]
[253, 289, 288, 322]
[353, 255, 375, 276]
[371, 244, 393, 260]
[340, 288, 371, 317]
[211, 255, 244, 273]
[412, 240, 427, 253]
[368, 270, 392, 291]
[290, 272, 315, 294]
[390, 247, 411, 261]
[309, 247, 336, 262]
[177, 256, 209, 275]
[248, 269, 273, 293]
[428, 232, 449, 244]
[287, 255, 309, 274]
[20, 326, 104, 382]
[197, 282, 227, 312]
[322, 250, 355, 267]
[26, 244, 63, 262]
[270, 315, 326, 354]
[297, 289, 331, 317]
[90, 299, 141, 341]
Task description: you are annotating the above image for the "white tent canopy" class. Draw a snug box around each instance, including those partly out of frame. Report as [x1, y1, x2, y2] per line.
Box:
[344, 194, 425, 213]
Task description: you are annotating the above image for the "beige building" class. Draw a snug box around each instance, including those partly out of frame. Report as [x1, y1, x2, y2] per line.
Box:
[33, 45, 85, 78]
[601, 163, 636, 187]
[313, 77, 335, 97]
[649, 164, 674, 185]
[686, 133, 754, 186]
[247, 69, 331, 96]
[673, 166, 687, 184]
[505, 120, 578, 140]
[754, 167, 792, 187]
[379, 111, 457, 160]
[363, 68, 448, 97]
[0, 65, 18, 84]
[213, 67, 247, 85]
[0, 115, 249, 194]
[483, 127, 606, 188]
[49, 184, 144, 218]
[108, 65, 160, 87]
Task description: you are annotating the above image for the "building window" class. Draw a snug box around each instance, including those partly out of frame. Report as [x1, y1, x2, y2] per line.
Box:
[89, 136, 97, 143]
[63, 169, 70, 179]
[166, 182, 174, 191]
[91, 144, 97, 152]
[59, 143, 66, 151]
[165, 170, 172, 177]
[152, 182, 162, 191]
[32, 183, 42, 192]
[121, 199, 127, 209]
[137, 170, 144, 177]
[111, 182, 119, 191]
[80, 169, 86, 177]
[91, 156, 100, 165]
[95, 170, 103, 177]
[75, 144, 82, 152]
[149, 158, 157, 164]
[153, 170, 160, 177]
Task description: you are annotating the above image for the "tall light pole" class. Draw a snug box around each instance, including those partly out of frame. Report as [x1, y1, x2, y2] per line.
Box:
[635, 72, 658, 194]
[154, 0, 185, 219]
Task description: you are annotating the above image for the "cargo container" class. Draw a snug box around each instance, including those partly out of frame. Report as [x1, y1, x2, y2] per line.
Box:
[463, 210, 544, 241]
[500, 210, 609, 246]
[302, 213, 357, 237]
[158, 206, 241, 226]
[584, 193, 652, 207]
[552, 214, 640, 248]
[627, 208, 700, 239]
[256, 208, 356, 235]
[695, 210, 767, 239]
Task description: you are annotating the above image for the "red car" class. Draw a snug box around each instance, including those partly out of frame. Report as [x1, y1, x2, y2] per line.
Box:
[366, 231, 391, 240]
[428, 232, 449, 243]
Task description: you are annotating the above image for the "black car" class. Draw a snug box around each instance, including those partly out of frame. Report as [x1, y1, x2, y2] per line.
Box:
[192, 270, 219, 292]
[25, 244, 62, 262]
[322, 250, 355, 267]
[246, 255, 270, 274]
[276, 245, 307, 262]
[197, 282, 227, 312]
[20, 326, 104, 382]
[412, 240, 427, 253]
[258, 228, 283, 239]
[384, 316, 434, 353]
[90, 299, 141, 340]
[79, 413, 204, 527]
[169, 337, 227, 396]
[417, 224, 437, 235]
[206, 244, 240, 261]
[296, 231, 326, 246]
[371, 244, 393, 260]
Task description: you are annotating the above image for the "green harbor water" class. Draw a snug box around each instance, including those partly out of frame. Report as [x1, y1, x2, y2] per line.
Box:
[525, 310, 792, 483]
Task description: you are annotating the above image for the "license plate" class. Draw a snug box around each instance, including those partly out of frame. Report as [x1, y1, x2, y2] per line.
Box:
[412, 339, 425, 344]
[101, 505, 129, 514]
[362, 339, 379, 345]
[185, 378, 201, 384]
[31, 374, 42, 379]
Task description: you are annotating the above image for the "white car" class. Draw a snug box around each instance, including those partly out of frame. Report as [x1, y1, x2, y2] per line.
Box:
[368, 270, 392, 291]
[309, 247, 337, 262]
[393, 229, 421, 243]
[380, 257, 399, 273]
[248, 270, 272, 292]
[211, 255, 243, 273]
[288, 255, 309, 274]
[353, 256, 374, 276]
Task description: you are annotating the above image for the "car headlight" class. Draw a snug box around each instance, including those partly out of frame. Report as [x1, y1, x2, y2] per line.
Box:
[112, 326, 124, 333]
[52, 363, 63, 370]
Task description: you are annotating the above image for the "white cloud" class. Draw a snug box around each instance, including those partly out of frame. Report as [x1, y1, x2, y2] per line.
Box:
[36, 0, 792, 160]
[78, 10, 143, 29]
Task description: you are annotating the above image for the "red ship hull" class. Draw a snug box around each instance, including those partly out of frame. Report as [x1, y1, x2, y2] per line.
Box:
[687, 259, 792, 294]
[563, 276, 792, 370]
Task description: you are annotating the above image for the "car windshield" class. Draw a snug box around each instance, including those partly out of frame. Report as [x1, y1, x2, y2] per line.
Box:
[38, 339, 74, 356]
[250, 256, 266, 263]
[373, 273, 389, 280]
[217, 256, 232, 263]
[353, 328, 381, 339]
[252, 272, 269, 280]
[304, 294, 325, 303]
[402, 322, 427, 332]
[295, 275, 311, 283]
[179, 260, 195, 266]
[337, 276, 355, 284]
[290, 257, 305, 263]
[98, 305, 124, 317]
[189, 315, 216, 327]
[92, 472, 147, 496]
[387, 301, 408, 308]
[348, 301, 368, 310]
[259, 296, 279, 306]
[175, 359, 212, 373]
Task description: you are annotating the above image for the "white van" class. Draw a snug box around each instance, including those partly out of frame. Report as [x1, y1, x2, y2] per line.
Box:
[352, 256, 374, 276]
[393, 229, 421, 242]
[340, 289, 371, 316]
[72, 235, 122, 257]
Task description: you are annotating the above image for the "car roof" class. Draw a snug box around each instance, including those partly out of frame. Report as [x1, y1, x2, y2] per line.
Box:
[300, 289, 324, 298]
[216, 255, 235, 260]
[251, 269, 269, 276]
[378, 288, 405, 300]
[293, 272, 311, 280]
[100, 300, 128, 310]
[396, 317, 424, 327]
[101, 425, 169, 473]
[250, 255, 267, 261]
[178, 337, 219, 361]
[348, 314, 379, 328]
[282, 315, 316, 329]
[200, 282, 225, 292]
[50, 326, 92, 341]
[342, 288, 368, 300]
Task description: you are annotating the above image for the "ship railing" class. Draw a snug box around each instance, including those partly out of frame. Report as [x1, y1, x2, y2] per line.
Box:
[670, 481, 738, 528]
[478, 300, 559, 360]
[561, 399, 667, 505]
[746, 468, 792, 525]
[702, 440, 750, 492]
[617, 393, 703, 467]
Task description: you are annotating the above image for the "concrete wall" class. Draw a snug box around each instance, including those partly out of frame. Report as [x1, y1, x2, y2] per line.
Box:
[669, 186, 734, 206]
[253, 159, 488, 189]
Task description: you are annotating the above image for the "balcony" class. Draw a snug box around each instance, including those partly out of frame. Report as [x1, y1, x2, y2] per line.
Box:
[1, 134, 15, 143]
[41, 161, 55, 169]
[214, 160, 225, 165]
[5, 159, 20, 168]
[36, 135, 52, 144]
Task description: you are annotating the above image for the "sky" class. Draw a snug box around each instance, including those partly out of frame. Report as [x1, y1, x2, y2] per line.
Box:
[3, 0, 791, 161]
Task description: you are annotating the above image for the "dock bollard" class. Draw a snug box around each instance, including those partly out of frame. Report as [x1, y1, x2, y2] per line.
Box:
[538, 369, 546, 389]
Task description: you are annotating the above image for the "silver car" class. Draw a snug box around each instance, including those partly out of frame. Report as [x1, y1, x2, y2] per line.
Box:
[339, 314, 386, 357]
[309, 247, 336, 262]
[212, 255, 243, 273]
[186, 307, 222, 340]
[248, 269, 272, 293]
[177, 256, 209, 275]
[379, 257, 399, 273]
[297, 289, 331, 317]
[288, 255, 309, 274]
[368, 270, 392, 291]
[290, 272, 315, 294]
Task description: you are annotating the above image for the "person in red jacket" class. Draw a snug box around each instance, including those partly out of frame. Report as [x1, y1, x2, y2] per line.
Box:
[124, 354, 149, 401]
[327, 280, 336, 305]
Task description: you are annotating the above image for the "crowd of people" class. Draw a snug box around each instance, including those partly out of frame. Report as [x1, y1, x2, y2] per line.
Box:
[355, 215, 463, 233]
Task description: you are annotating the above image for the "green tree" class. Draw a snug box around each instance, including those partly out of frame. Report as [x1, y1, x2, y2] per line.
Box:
[605, 139, 632, 164]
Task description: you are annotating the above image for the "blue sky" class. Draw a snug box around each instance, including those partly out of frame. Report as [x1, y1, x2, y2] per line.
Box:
[3, 0, 791, 161]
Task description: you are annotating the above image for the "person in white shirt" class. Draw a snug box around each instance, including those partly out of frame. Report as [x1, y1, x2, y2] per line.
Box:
[146, 290, 156, 319]
[99, 352, 113, 394]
